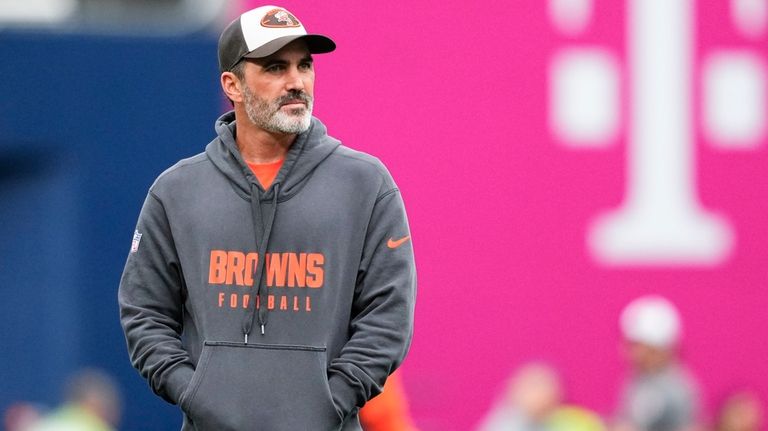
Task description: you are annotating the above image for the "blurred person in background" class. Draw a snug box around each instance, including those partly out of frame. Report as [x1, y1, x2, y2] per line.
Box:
[3, 403, 43, 431]
[715, 391, 763, 431]
[476, 362, 604, 431]
[612, 296, 700, 431]
[359, 370, 419, 431]
[29, 368, 121, 431]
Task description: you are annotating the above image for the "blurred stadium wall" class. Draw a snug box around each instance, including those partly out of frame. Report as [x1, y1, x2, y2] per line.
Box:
[0, 1, 229, 429]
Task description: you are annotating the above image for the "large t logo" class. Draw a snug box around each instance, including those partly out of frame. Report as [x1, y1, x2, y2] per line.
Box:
[549, 0, 766, 265]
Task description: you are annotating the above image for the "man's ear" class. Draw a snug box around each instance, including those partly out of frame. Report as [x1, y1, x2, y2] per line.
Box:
[221, 72, 244, 103]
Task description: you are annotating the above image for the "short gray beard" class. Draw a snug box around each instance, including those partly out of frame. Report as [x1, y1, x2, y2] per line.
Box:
[242, 85, 313, 134]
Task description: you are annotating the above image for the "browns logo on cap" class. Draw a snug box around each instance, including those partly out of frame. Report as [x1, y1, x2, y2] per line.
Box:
[261, 9, 301, 28]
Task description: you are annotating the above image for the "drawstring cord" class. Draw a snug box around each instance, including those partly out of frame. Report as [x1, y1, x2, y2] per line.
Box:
[242, 182, 280, 343]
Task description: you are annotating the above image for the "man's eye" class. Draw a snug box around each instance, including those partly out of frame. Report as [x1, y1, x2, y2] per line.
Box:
[299, 62, 313, 71]
[266, 65, 285, 72]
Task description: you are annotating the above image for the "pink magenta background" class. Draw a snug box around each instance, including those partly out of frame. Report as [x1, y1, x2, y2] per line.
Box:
[244, 1, 768, 429]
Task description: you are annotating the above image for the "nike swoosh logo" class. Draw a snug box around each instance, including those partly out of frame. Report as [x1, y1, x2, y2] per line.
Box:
[387, 235, 411, 249]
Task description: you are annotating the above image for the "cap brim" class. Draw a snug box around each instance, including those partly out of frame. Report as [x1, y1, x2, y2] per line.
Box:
[243, 34, 336, 59]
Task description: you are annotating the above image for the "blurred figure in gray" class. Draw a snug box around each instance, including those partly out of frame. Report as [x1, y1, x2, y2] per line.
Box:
[477, 363, 605, 431]
[30, 368, 121, 431]
[613, 296, 701, 431]
[715, 391, 763, 431]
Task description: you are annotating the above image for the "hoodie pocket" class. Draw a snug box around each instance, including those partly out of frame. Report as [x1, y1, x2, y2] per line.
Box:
[179, 341, 342, 431]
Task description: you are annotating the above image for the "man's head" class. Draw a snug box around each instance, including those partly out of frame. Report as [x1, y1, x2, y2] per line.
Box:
[505, 363, 562, 422]
[65, 369, 122, 426]
[217, 6, 335, 135]
[620, 295, 682, 372]
[719, 391, 764, 431]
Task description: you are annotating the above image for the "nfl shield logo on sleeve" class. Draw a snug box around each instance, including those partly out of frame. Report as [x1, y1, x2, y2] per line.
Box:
[130, 230, 143, 253]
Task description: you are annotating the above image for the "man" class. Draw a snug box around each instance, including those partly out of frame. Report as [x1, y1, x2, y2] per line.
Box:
[476, 363, 605, 431]
[118, 5, 416, 431]
[612, 296, 700, 431]
[29, 369, 121, 431]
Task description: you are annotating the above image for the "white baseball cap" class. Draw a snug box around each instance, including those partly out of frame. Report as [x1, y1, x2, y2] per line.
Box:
[218, 5, 336, 72]
[620, 295, 682, 348]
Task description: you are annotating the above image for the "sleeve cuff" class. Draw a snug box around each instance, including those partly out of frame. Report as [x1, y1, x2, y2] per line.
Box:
[328, 373, 360, 419]
[163, 363, 195, 405]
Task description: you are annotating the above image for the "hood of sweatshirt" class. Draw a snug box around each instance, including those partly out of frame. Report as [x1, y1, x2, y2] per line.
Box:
[206, 111, 341, 339]
[207, 111, 341, 201]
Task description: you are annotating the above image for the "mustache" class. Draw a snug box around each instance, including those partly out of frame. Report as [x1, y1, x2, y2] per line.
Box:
[276, 91, 313, 106]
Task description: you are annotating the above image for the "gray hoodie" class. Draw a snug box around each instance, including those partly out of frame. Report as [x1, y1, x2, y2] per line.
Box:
[118, 112, 416, 431]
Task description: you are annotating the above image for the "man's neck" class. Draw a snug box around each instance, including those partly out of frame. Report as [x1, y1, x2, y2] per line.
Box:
[235, 112, 295, 164]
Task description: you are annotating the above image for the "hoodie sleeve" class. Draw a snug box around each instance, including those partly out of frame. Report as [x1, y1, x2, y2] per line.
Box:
[118, 191, 194, 405]
[327, 186, 417, 419]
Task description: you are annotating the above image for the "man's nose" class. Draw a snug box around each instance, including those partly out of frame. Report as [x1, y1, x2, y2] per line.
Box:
[285, 67, 305, 92]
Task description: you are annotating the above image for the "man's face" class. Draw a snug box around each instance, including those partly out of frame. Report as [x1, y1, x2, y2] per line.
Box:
[624, 340, 673, 373]
[239, 40, 315, 134]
